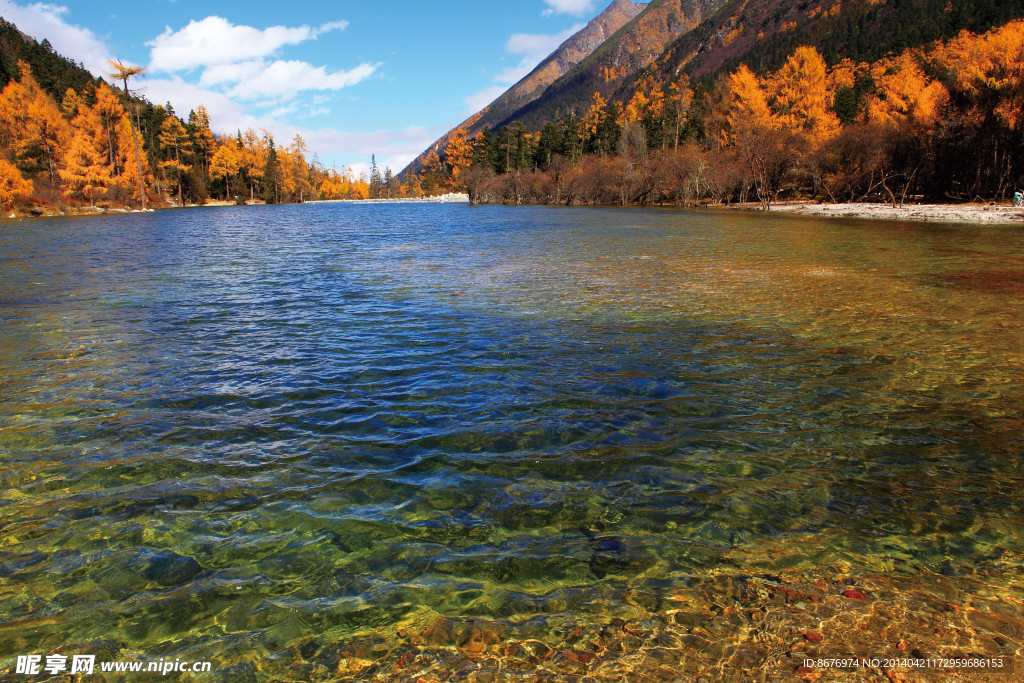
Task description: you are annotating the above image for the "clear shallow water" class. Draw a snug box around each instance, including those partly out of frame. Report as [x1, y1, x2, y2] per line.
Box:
[0, 204, 1022, 678]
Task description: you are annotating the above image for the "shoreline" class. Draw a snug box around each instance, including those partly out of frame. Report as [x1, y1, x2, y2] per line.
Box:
[1, 193, 472, 219]
[6, 197, 1022, 223]
[746, 201, 1024, 224]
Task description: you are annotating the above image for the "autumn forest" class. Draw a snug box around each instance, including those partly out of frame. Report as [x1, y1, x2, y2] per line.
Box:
[428, 19, 1024, 208]
[0, 18, 431, 215]
[1, 7, 1023, 213]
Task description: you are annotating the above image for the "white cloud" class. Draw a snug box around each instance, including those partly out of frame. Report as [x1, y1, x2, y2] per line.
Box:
[146, 16, 372, 101]
[0, 0, 111, 73]
[505, 26, 580, 61]
[542, 0, 594, 16]
[461, 85, 506, 117]
[269, 103, 298, 118]
[451, 22, 584, 121]
[223, 60, 379, 100]
[198, 59, 266, 86]
[494, 24, 582, 83]
[147, 16, 347, 73]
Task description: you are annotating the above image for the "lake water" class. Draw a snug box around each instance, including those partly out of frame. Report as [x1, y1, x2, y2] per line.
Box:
[1, 204, 1022, 681]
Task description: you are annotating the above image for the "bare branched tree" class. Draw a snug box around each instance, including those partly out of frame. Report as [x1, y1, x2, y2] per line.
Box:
[107, 59, 148, 210]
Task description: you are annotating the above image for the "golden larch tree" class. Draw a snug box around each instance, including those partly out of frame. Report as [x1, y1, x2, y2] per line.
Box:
[772, 46, 840, 144]
[0, 158, 33, 210]
[444, 128, 474, 191]
[210, 141, 243, 200]
[191, 105, 215, 174]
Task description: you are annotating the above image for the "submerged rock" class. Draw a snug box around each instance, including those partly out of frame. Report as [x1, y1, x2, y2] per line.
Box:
[139, 550, 204, 587]
[588, 536, 656, 579]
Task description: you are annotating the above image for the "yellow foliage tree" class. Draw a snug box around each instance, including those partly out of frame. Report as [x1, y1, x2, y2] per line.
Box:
[241, 129, 269, 200]
[621, 91, 650, 125]
[935, 20, 1024, 130]
[421, 148, 444, 195]
[584, 92, 607, 136]
[666, 78, 693, 150]
[0, 62, 70, 182]
[281, 135, 312, 202]
[60, 129, 111, 206]
[116, 115, 153, 204]
[444, 128, 474, 191]
[727, 64, 775, 136]
[191, 105, 215, 174]
[868, 53, 948, 127]
[0, 157, 33, 210]
[772, 46, 840, 144]
[93, 83, 124, 174]
[60, 91, 112, 205]
[210, 141, 243, 200]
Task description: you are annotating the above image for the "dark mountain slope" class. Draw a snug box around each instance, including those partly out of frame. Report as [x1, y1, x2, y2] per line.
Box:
[480, 0, 725, 134]
[0, 18, 99, 103]
[474, 0, 645, 133]
[645, 0, 1024, 86]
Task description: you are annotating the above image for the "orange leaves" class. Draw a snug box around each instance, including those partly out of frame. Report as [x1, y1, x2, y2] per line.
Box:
[59, 125, 111, 205]
[771, 46, 841, 143]
[867, 53, 948, 127]
[585, 92, 607, 134]
[210, 143, 242, 180]
[727, 64, 774, 137]
[0, 158, 32, 210]
[0, 62, 70, 181]
[444, 128, 475, 191]
[934, 20, 1024, 130]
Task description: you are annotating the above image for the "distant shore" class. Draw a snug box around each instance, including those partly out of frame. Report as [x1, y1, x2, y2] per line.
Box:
[308, 193, 470, 204]
[8, 197, 1023, 223]
[1, 193, 472, 218]
[747, 201, 1024, 224]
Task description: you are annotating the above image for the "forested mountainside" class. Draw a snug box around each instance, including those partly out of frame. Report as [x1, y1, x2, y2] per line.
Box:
[489, 0, 726, 134]
[402, 0, 724, 179]
[401, 0, 649, 179]
[0, 18, 99, 103]
[402, 0, 1024, 184]
[474, 0, 644, 134]
[640, 0, 1024, 85]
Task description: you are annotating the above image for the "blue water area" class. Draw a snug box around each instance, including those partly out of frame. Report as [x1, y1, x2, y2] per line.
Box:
[0, 203, 1022, 676]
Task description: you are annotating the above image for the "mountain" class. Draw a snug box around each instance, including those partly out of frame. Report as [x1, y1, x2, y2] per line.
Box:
[500, 0, 725, 132]
[402, 0, 1024, 182]
[475, 0, 645, 133]
[401, 0, 647, 178]
[640, 0, 1024, 86]
[0, 18, 98, 103]
[401, 0, 725, 178]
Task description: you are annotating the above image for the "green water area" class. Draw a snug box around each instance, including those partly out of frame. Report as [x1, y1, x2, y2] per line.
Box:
[1, 204, 1022, 682]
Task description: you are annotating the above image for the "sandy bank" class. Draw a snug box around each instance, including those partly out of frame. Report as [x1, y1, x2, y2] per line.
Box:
[751, 201, 1024, 224]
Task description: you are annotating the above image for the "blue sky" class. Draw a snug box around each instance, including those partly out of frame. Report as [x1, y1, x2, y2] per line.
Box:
[0, 0, 608, 174]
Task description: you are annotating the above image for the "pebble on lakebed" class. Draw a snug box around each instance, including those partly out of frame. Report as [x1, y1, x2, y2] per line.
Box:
[260, 559, 1024, 683]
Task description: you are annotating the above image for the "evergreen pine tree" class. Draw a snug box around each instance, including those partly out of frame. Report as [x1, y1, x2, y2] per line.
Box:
[369, 154, 382, 198]
[261, 136, 279, 204]
[383, 166, 393, 198]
